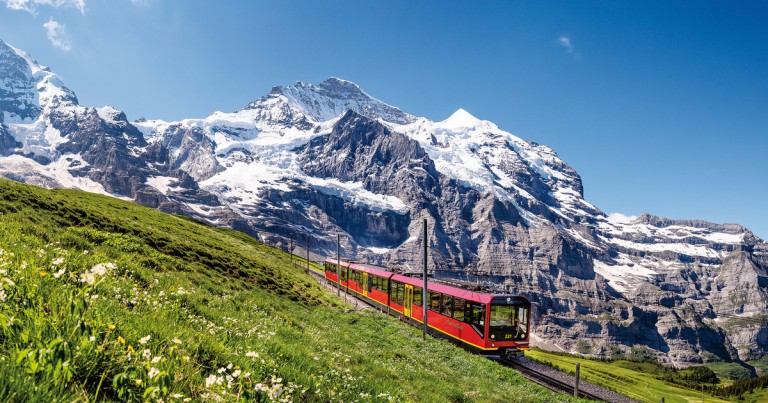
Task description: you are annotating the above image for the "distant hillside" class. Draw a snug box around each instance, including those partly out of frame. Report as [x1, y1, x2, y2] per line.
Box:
[0, 178, 573, 402]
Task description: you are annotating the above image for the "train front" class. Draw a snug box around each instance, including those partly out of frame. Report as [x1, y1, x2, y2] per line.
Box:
[486, 295, 530, 359]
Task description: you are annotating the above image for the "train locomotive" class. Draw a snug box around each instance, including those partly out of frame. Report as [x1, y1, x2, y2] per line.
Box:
[324, 259, 531, 360]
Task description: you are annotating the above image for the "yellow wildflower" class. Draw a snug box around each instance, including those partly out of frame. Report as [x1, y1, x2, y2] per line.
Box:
[39, 271, 46, 277]
[118, 336, 125, 345]
[107, 323, 116, 330]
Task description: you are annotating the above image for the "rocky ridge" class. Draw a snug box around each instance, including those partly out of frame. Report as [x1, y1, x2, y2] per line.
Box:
[0, 39, 766, 367]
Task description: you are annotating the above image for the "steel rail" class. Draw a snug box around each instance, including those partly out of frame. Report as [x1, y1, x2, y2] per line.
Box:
[501, 357, 606, 401]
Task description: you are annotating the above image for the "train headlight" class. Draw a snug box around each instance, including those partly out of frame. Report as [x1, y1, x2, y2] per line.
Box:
[491, 334, 495, 339]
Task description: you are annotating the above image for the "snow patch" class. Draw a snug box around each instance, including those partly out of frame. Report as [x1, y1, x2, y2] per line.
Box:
[593, 260, 657, 294]
[442, 108, 483, 129]
[366, 246, 393, 254]
[607, 213, 638, 224]
[0, 154, 121, 198]
[96, 106, 123, 123]
[306, 177, 409, 214]
[145, 176, 177, 195]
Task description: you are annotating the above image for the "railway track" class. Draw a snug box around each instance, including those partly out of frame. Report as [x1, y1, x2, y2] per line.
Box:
[502, 357, 640, 402]
[502, 357, 605, 401]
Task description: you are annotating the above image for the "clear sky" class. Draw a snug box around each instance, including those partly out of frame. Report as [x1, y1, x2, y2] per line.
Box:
[1, 1, 767, 240]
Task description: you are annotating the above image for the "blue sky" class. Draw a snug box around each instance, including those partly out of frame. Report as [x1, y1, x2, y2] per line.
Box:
[1, 1, 767, 240]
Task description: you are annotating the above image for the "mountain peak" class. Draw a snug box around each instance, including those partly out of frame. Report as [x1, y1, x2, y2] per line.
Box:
[442, 108, 482, 129]
[319, 77, 364, 93]
[246, 78, 415, 125]
[0, 38, 78, 123]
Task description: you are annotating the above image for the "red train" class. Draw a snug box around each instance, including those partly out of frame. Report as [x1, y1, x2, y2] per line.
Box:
[324, 259, 531, 359]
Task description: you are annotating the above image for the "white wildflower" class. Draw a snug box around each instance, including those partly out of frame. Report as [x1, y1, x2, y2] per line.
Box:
[152, 355, 162, 363]
[142, 349, 152, 359]
[268, 384, 282, 399]
[139, 335, 151, 344]
[148, 367, 160, 379]
[0, 289, 5, 302]
[245, 351, 259, 358]
[90, 263, 111, 276]
[205, 374, 218, 388]
[79, 272, 95, 285]
[52, 257, 65, 265]
[172, 337, 182, 344]
[53, 268, 66, 278]
[231, 369, 241, 378]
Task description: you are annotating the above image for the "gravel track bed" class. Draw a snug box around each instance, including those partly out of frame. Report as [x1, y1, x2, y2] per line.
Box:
[514, 357, 639, 403]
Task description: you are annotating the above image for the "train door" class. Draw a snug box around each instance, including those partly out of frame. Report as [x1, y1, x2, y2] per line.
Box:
[362, 273, 369, 297]
[403, 285, 414, 318]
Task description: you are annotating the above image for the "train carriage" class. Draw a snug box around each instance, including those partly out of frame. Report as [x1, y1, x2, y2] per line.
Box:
[324, 259, 530, 359]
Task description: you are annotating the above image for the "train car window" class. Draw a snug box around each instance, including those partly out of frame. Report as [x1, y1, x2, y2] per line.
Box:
[429, 292, 441, 311]
[396, 282, 405, 305]
[465, 302, 485, 336]
[368, 276, 373, 292]
[391, 282, 398, 304]
[413, 287, 422, 306]
[515, 306, 529, 341]
[452, 298, 465, 321]
[489, 304, 528, 341]
[440, 294, 453, 317]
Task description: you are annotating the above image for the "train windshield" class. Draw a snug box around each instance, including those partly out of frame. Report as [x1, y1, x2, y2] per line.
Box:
[489, 304, 528, 341]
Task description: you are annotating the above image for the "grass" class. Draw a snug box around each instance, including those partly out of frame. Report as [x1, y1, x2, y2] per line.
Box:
[0, 178, 585, 402]
[705, 362, 755, 383]
[525, 349, 733, 403]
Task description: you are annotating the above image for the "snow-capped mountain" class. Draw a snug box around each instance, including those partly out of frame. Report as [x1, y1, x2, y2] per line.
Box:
[1, 39, 766, 367]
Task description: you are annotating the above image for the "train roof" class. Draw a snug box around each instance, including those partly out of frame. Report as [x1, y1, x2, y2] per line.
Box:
[324, 258, 529, 305]
[391, 273, 496, 303]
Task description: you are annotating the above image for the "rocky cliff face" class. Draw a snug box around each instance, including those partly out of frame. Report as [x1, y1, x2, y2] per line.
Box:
[0, 39, 765, 367]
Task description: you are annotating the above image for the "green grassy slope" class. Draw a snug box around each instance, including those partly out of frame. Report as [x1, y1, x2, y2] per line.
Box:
[0, 179, 581, 402]
[526, 349, 739, 403]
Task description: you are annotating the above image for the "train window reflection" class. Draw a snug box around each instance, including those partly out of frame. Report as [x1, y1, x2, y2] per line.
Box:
[465, 302, 485, 337]
[413, 287, 422, 306]
[452, 298, 465, 321]
[440, 294, 453, 317]
[489, 304, 528, 341]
